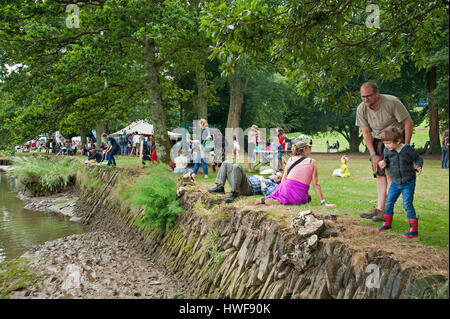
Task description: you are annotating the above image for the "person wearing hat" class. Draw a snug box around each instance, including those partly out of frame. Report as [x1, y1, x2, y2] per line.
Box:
[253, 140, 336, 207]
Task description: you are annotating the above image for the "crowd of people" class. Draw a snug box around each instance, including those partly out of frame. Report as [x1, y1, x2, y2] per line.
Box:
[14, 136, 81, 156]
[84, 131, 157, 167]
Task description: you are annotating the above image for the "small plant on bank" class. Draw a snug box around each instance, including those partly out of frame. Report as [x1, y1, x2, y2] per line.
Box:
[206, 230, 227, 265]
[124, 162, 184, 232]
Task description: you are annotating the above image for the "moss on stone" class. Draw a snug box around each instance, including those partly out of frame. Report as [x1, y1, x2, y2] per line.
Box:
[0, 258, 48, 299]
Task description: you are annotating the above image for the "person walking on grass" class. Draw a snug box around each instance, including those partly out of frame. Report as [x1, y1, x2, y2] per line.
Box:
[192, 118, 211, 179]
[247, 125, 259, 172]
[356, 81, 414, 222]
[441, 129, 449, 169]
[278, 128, 287, 171]
[375, 126, 423, 238]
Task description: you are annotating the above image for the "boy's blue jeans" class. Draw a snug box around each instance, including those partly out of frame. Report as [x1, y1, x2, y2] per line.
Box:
[385, 179, 416, 219]
[442, 147, 449, 168]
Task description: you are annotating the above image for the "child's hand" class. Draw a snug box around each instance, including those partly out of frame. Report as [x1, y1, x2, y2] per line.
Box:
[414, 165, 422, 173]
[378, 160, 386, 169]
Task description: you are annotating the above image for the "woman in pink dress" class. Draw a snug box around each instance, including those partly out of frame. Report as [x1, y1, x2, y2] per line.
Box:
[255, 141, 336, 207]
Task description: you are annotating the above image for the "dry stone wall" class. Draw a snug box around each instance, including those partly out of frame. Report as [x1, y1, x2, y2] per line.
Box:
[74, 166, 447, 299]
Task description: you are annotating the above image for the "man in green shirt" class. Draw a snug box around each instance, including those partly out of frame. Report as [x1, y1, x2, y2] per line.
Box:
[355, 82, 414, 222]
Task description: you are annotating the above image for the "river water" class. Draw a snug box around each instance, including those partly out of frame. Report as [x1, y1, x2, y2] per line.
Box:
[0, 171, 84, 263]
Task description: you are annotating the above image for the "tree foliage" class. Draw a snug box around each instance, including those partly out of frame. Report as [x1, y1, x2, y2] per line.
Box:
[202, 0, 448, 107]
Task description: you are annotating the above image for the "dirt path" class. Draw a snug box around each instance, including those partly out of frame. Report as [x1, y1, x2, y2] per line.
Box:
[12, 231, 190, 299]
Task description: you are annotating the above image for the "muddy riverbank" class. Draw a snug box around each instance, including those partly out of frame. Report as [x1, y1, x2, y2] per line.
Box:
[1, 170, 191, 299]
[17, 189, 82, 223]
[10, 231, 190, 299]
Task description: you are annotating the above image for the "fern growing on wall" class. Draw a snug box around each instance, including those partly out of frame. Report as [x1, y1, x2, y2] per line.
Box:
[124, 162, 184, 232]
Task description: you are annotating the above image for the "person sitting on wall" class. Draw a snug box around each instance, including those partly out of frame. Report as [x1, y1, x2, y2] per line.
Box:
[68, 143, 77, 156]
[174, 149, 194, 174]
[208, 162, 283, 203]
[250, 141, 336, 207]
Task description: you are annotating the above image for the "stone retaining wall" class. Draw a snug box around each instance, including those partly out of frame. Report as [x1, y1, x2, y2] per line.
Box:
[74, 166, 447, 299]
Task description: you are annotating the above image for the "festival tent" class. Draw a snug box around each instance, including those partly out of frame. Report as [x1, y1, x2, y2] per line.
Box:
[112, 120, 182, 140]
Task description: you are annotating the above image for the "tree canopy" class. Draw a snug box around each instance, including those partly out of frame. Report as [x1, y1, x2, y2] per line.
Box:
[1, 0, 448, 155]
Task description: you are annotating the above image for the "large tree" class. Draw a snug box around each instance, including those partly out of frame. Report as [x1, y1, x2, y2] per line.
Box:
[0, 0, 203, 162]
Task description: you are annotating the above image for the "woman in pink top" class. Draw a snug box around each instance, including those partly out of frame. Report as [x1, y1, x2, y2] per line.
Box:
[260, 141, 336, 207]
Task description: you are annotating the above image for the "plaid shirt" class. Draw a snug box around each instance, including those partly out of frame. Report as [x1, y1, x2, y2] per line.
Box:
[247, 176, 279, 196]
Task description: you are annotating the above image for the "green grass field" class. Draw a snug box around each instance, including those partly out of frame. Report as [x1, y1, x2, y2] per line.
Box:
[305, 153, 448, 249]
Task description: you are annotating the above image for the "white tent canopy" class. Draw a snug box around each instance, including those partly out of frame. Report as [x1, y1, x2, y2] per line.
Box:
[112, 120, 181, 140]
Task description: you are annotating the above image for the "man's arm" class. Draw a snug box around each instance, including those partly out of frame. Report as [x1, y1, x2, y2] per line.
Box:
[403, 116, 414, 145]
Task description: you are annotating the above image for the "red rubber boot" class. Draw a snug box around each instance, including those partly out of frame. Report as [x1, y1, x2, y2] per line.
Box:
[376, 214, 393, 232]
[402, 218, 419, 238]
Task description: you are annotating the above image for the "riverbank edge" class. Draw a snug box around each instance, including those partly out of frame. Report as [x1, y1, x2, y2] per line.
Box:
[1, 159, 448, 299]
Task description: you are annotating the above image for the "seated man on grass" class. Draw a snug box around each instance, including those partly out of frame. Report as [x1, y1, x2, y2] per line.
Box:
[208, 162, 282, 203]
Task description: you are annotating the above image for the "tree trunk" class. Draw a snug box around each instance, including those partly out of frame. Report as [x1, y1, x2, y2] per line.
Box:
[143, 38, 172, 163]
[227, 74, 249, 129]
[349, 126, 362, 152]
[427, 66, 440, 154]
[195, 69, 208, 120]
[80, 127, 87, 150]
[95, 121, 106, 146]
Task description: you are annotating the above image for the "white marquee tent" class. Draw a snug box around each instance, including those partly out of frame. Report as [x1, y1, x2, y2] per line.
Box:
[112, 120, 182, 140]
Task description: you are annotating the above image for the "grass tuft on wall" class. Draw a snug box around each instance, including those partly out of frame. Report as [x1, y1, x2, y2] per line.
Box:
[10, 156, 82, 194]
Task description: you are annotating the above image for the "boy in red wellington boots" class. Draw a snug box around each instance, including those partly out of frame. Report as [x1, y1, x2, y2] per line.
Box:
[376, 126, 423, 238]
